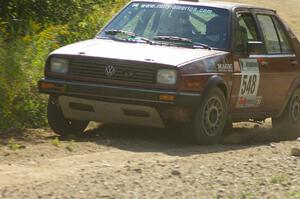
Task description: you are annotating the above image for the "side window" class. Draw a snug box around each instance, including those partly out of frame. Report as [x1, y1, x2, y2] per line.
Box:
[257, 14, 281, 54]
[235, 13, 259, 54]
[272, 17, 293, 54]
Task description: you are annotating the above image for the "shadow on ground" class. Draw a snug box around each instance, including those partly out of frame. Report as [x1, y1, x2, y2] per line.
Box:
[73, 121, 299, 156]
[0, 121, 299, 156]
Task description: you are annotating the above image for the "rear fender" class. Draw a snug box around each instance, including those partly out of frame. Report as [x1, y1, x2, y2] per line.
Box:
[277, 77, 300, 117]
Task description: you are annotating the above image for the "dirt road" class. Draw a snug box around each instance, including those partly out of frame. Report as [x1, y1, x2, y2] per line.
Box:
[0, 120, 300, 199]
[1, 0, 300, 198]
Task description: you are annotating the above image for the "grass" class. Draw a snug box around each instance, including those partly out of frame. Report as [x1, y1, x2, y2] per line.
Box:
[51, 137, 61, 147]
[7, 138, 25, 150]
[270, 174, 288, 184]
[66, 140, 76, 152]
[51, 137, 77, 151]
[287, 191, 300, 199]
[241, 192, 255, 199]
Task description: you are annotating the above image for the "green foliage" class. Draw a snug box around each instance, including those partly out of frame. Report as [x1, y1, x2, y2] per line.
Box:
[0, 0, 127, 39]
[66, 140, 76, 152]
[270, 174, 288, 184]
[7, 138, 25, 150]
[0, 0, 129, 129]
[287, 191, 300, 199]
[240, 192, 255, 199]
[51, 137, 61, 147]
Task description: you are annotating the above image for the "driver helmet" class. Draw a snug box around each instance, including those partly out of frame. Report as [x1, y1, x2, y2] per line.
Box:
[206, 16, 228, 42]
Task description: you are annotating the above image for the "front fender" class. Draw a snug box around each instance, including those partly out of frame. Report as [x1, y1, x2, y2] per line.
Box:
[202, 75, 229, 102]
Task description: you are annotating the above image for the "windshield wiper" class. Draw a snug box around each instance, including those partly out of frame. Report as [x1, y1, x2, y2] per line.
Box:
[105, 29, 136, 37]
[153, 36, 211, 50]
[104, 30, 154, 44]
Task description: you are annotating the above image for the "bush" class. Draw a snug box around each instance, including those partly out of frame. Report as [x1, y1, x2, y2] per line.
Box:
[0, 0, 129, 129]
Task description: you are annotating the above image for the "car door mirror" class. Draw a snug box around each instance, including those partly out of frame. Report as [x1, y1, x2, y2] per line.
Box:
[247, 41, 265, 55]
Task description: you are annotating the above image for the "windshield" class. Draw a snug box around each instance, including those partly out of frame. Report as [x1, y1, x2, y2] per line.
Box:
[99, 2, 230, 49]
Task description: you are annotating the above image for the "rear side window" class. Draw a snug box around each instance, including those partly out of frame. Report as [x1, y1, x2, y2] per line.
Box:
[272, 17, 293, 53]
[257, 15, 281, 54]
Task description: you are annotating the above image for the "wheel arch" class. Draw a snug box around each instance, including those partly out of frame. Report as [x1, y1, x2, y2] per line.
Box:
[202, 75, 229, 100]
[277, 77, 300, 118]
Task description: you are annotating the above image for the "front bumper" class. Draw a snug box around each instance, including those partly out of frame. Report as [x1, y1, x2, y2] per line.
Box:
[38, 78, 202, 107]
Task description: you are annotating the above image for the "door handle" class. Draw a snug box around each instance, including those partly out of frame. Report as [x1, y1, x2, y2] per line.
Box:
[260, 61, 269, 67]
[291, 60, 298, 66]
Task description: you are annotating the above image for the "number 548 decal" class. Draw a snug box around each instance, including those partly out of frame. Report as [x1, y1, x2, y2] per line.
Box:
[240, 74, 259, 96]
[237, 59, 261, 108]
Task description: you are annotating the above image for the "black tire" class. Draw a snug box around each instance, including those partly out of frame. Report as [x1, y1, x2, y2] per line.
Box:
[223, 116, 233, 135]
[181, 87, 228, 145]
[47, 97, 89, 136]
[272, 88, 300, 130]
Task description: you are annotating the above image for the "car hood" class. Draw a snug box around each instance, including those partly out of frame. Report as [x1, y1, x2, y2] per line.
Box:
[51, 39, 226, 66]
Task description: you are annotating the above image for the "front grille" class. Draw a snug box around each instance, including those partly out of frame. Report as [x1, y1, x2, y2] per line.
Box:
[68, 57, 157, 84]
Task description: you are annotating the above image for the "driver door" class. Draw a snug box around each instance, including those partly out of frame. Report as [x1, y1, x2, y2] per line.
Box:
[229, 11, 269, 120]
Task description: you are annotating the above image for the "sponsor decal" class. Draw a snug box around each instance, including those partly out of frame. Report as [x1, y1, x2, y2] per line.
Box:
[236, 59, 261, 108]
[132, 3, 139, 8]
[217, 63, 233, 72]
[239, 58, 259, 72]
[132, 3, 213, 14]
[237, 96, 262, 108]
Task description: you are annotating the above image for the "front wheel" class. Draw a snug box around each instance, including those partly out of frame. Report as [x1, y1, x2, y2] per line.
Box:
[47, 97, 89, 136]
[272, 88, 300, 130]
[181, 88, 228, 145]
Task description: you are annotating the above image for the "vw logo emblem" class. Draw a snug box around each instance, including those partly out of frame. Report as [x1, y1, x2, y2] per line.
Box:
[105, 65, 116, 77]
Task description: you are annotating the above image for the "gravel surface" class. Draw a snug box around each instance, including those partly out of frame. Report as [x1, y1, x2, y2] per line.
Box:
[1, 1, 300, 198]
[0, 120, 300, 199]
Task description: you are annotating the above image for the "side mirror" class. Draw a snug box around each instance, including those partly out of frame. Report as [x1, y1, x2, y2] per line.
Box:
[247, 41, 265, 55]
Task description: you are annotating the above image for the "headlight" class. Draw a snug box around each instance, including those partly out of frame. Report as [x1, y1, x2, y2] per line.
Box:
[157, 69, 177, 85]
[50, 58, 69, 73]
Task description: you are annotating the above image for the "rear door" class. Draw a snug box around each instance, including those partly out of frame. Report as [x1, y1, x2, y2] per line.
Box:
[230, 9, 299, 120]
[252, 12, 299, 113]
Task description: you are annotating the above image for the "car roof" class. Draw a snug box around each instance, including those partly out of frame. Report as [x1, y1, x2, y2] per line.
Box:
[131, 0, 275, 12]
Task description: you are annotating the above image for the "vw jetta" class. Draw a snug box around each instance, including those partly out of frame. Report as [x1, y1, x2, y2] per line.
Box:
[39, 0, 300, 144]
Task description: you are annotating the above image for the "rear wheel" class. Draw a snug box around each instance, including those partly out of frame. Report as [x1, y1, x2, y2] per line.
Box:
[181, 87, 227, 144]
[47, 96, 89, 136]
[272, 88, 300, 130]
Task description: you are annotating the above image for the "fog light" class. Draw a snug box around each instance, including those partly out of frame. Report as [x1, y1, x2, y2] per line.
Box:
[40, 82, 55, 89]
[40, 82, 65, 92]
[159, 94, 175, 101]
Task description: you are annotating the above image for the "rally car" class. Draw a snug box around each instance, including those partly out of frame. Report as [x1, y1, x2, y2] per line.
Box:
[38, 0, 300, 144]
